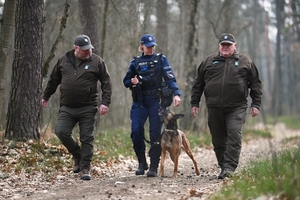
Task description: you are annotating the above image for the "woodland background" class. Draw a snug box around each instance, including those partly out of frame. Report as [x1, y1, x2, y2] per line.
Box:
[0, 0, 299, 140]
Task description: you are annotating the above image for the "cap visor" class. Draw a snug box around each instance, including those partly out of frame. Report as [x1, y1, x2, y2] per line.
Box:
[219, 41, 234, 45]
[79, 44, 94, 50]
[145, 42, 157, 48]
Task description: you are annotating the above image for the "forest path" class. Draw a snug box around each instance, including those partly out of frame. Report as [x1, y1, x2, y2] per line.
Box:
[2, 123, 299, 200]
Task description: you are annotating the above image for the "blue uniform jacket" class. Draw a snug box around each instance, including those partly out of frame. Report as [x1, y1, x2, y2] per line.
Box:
[123, 53, 181, 97]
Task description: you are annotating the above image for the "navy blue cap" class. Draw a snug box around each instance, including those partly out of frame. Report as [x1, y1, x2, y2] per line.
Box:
[140, 34, 157, 47]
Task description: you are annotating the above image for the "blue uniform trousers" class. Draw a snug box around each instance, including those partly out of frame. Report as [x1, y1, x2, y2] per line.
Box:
[130, 95, 162, 165]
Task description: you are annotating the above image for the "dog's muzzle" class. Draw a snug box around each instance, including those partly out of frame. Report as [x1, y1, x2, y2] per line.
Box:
[158, 107, 168, 122]
[158, 107, 168, 116]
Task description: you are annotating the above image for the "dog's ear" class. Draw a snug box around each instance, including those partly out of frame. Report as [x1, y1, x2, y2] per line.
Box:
[174, 114, 184, 120]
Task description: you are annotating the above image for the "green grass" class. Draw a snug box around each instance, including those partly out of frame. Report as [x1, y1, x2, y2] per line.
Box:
[186, 131, 212, 149]
[93, 128, 135, 162]
[209, 147, 300, 200]
[242, 129, 272, 141]
[277, 115, 300, 129]
[92, 128, 213, 163]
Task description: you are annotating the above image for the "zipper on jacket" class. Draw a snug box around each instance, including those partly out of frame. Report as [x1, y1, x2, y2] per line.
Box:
[213, 58, 226, 107]
[89, 87, 92, 102]
[220, 61, 227, 107]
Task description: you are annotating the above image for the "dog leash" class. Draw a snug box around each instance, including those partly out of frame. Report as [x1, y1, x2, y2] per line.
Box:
[144, 137, 160, 145]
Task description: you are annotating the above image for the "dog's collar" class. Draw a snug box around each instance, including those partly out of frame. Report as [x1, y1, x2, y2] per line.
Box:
[163, 129, 179, 135]
[164, 128, 176, 132]
[165, 124, 178, 130]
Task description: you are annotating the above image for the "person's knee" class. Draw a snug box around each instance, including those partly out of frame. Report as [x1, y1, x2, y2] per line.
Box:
[80, 134, 94, 144]
[54, 128, 69, 140]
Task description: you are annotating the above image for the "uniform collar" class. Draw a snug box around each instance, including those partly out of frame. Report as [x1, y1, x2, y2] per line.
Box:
[218, 50, 239, 60]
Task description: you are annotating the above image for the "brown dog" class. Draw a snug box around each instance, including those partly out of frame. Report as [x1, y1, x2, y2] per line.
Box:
[158, 107, 200, 178]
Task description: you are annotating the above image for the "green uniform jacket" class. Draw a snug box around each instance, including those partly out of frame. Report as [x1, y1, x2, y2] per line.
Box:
[43, 49, 112, 108]
[191, 51, 262, 109]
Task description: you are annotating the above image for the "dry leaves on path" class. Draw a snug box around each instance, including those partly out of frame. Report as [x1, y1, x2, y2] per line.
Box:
[1, 123, 299, 200]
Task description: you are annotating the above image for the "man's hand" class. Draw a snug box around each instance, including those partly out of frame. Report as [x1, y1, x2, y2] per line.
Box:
[41, 99, 48, 108]
[173, 95, 181, 107]
[131, 75, 139, 85]
[249, 107, 260, 117]
[191, 107, 199, 118]
[99, 104, 109, 115]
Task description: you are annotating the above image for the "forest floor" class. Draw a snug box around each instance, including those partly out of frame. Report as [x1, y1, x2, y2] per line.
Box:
[1, 123, 299, 200]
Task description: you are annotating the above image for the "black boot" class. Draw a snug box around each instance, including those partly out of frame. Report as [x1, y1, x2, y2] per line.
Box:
[146, 162, 158, 177]
[135, 153, 148, 175]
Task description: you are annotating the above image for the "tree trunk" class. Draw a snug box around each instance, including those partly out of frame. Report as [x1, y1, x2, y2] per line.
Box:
[291, 0, 300, 41]
[0, 0, 16, 131]
[78, 0, 100, 56]
[78, 0, 105, 130]
[181, 0, 199, 130]
[290, 0, 300, 113]
[5, 0, 44, 141]
[156, 0, 168, 54]
[272, 0, 284, 116]
[263, 10, 273, 95]
[100, 0, 109, 58]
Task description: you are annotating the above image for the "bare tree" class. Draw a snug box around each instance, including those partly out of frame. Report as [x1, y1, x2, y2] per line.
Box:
[207, 0, 253, 38]
[156, 0, 168, 53]
[0, 0, 16, 131]
[38, 0, 300, 129]
[181, 0, 200, 130]
[5, 0, 44, 141]
[78, 0, 100, 56]
[289, 0, 300, 113]
[42, 0, 70, 78]
[262, 9, 273, 108]
[272, 0, 285, 116]
[100, 0, 109, 58]
[291, 0, 300, 40]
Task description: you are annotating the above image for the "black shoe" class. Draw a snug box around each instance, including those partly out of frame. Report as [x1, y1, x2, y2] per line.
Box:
[146, 161, 158, 177]
[135, 153, 148, 175]
[80, 169, 91, 180]
[218, 168, 233, 179]
[73, 157, 80, 173]
[135, 163, 149, 175]
[146, 168, 157, 177]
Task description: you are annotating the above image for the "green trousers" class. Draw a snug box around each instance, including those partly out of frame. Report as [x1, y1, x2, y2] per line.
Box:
[207, 106, 247, 171]
[55, 105, 98, 171]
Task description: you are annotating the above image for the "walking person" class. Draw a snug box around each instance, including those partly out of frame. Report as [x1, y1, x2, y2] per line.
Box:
[123, 34, 181, 177]
[190, 33, 262, 179]
[42, 34, 112, 180]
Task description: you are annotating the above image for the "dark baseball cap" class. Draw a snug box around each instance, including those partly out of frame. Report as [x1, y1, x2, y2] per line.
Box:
[141, 34, 157, 47]
[74, 35, 94, 50]
[219, 33, 236, 44]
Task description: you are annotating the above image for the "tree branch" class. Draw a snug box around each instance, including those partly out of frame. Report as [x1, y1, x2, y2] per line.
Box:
[42, 0, 70, 77]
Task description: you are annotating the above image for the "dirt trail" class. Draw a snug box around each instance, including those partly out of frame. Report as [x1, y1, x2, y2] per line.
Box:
[2, 123, 299, 200]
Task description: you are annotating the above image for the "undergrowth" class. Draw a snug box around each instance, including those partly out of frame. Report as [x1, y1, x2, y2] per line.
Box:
[1, 115, 299, 200]
[209, 147, 300, 199]
[277, 115, 300, 129]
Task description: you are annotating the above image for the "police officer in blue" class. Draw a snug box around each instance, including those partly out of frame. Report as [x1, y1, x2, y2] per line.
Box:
[123, 34, 181, 177]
